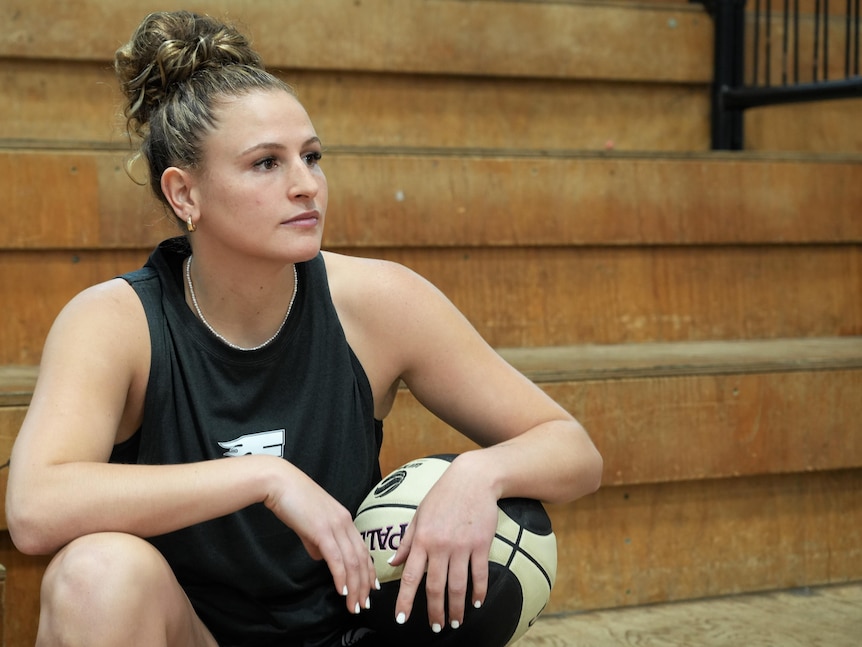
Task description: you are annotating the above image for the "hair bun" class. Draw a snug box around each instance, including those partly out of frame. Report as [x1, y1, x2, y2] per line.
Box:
[115, 11, 262, 134]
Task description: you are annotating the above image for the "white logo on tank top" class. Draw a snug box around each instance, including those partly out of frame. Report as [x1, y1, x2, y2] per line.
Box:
[218, 429, 285, 458]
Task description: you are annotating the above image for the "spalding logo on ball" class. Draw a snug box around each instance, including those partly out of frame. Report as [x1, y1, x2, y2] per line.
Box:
[354, 454, 557, 646]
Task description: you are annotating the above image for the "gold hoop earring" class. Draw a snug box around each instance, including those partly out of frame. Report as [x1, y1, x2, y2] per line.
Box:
[186, 216, 196, 233]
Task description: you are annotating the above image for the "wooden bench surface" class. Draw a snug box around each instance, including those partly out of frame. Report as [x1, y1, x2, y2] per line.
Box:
[0, 366, 39, 407]
[497, 337, 862, 382]
[0, 0, 711, 82]
[4, 336, 861, 401]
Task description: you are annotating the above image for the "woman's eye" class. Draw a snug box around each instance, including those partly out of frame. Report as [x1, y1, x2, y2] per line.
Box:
[255, 157, 278, 170]
[303, 152, 323, 166]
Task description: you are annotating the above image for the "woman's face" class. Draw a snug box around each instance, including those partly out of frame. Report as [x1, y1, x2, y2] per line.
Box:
[191, 88, 328, 262]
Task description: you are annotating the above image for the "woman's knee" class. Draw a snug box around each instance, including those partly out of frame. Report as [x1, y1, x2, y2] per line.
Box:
[40, 532, 173, 629]
[38, 532, 216, 647]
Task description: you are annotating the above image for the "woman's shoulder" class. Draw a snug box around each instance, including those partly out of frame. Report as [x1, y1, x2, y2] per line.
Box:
[49, 278, 150, 358]
[321, 251, 441, 308]
[32, 278, 150, 439]
[320, 250, 473, 356]
[64, 277, 147, 317]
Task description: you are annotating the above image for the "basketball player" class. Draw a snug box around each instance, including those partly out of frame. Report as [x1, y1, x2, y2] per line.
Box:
[6, 10, 602, 647]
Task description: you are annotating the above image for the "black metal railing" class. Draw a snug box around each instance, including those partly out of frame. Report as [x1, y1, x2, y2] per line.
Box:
[702, 0, 862, 149]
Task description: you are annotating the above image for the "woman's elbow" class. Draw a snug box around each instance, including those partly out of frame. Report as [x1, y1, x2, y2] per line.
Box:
[6, 489, 57, 555]
[567, 423, 603, 501]
[581, 442, 604, 496]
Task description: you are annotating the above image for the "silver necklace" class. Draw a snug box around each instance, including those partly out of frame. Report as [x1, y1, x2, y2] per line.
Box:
[185, 255, 298, 352]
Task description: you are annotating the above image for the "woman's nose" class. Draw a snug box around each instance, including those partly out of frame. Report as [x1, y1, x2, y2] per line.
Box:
[288, 161, 320, 200]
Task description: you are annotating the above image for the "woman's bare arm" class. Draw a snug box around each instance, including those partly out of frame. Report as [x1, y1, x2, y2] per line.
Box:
[327, 254, 602, 629]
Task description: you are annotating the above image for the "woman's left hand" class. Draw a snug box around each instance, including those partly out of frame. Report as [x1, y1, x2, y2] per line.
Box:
[387, 454, 500, 633]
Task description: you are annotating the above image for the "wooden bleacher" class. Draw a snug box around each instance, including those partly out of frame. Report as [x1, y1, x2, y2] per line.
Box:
[1, 0, 861, 645]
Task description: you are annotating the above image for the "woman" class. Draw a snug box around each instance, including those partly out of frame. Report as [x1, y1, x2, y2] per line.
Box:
[6, 10, 602, 647]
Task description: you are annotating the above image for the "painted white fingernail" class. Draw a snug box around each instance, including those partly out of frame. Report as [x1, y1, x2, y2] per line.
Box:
[451, 620, 460, 629]
[365, 596, 371, 610]
[354, 602, 361, 615]
[396, 612, 406, 625]
[432, 623, 442, 633]
[342, 585, 349, 596]
[375, 578, 381, 590]
[387, 554, 396, 565]
[474, 599, 482, 609]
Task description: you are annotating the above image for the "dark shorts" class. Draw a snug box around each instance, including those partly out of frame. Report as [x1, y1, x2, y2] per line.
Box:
[290, 627, 387, 647]
[227, 626, 387, 647]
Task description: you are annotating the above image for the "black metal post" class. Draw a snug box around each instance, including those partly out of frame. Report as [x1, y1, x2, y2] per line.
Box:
[711, 0, 748, 149]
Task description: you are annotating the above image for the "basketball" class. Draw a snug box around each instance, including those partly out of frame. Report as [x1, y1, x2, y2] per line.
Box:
[354, 454, 557, 646]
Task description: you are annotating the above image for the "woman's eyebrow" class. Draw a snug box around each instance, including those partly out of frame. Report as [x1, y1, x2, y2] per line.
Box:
[240, 142, 286, 156]
[240, 137, 321, 157]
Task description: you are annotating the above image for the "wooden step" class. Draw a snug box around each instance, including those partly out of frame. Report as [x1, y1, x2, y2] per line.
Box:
[0, 0, 711, 82]
[382, 337, 862, 484]
[0, 61, 712, 152]
[3, 245, 860, 362]
[5, 60, 859, 154]
[4, 150, 861, 250]
[4, 1, 860, 154]
[2, 244, 861, 361]
[3, 0, 714, 154]
[2, 149, 860, 361]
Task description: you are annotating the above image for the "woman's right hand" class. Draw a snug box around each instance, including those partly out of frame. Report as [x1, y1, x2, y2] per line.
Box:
[263, 462, 378, 615]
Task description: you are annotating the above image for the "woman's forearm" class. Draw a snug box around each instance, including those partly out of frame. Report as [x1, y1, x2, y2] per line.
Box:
[458, 419, 603, 505]
[7, 454, 286, 555]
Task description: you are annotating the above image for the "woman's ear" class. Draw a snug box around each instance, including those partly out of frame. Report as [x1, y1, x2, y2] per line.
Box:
[161, 166, 198, 226]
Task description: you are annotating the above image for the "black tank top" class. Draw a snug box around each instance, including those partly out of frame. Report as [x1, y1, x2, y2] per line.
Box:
[113, 238, 383, 646]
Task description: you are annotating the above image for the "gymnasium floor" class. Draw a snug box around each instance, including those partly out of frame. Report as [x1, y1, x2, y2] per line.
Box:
[517, 582, 861, 646]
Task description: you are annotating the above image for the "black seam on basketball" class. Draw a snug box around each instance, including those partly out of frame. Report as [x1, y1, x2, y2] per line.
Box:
[493, 533, 518, 552]
[492, 530, 554, 590]
[514, 546, 554, 591]
[355, 503, 418, 514]
[506, 525, 525, 568]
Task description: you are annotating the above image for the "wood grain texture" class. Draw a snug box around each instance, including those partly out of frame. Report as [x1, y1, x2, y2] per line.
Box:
[746, 99, 862, 154]
[0, 533, 50, 647]
[7, 63, 860, 155]
[4, 150, 861, 250]
[495, 337, 862, 382]
[0, 0, 712, 82]
[381, 365, 862, 487]
[0, 249, 150, 364]
[0, 60, 711, 152]
[548, 469, 862, 612]
[2, 245, 860, 364]
[321, 154, 862, 247]
[357, 245, 862, 347]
